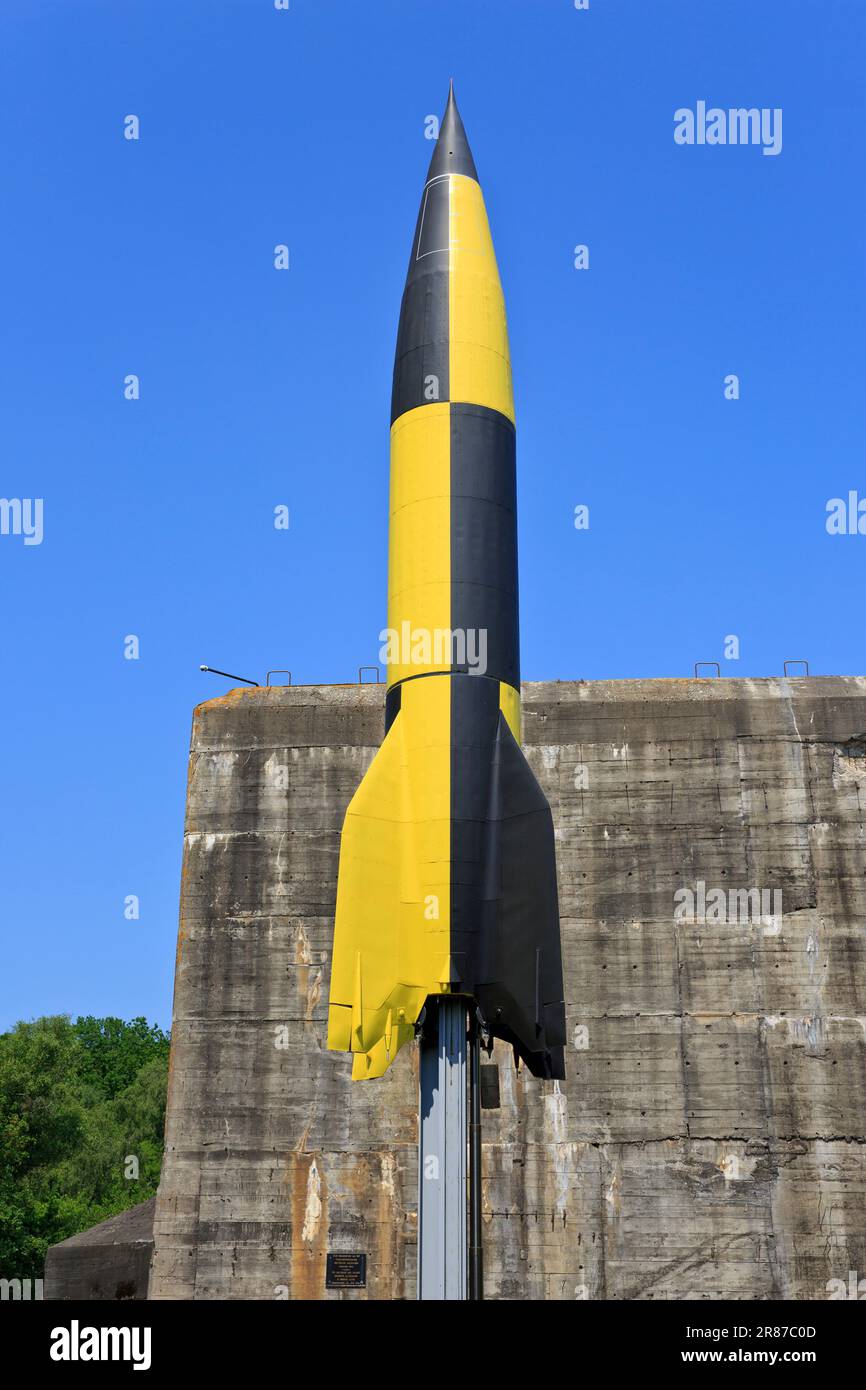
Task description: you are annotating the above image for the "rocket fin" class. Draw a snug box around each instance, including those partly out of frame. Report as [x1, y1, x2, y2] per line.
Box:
[327, 678, 452, 1079]
[474, 714, 566, 1080]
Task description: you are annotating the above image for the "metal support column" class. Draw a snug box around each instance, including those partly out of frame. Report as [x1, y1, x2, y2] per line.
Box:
[418, 998, 467, 1300]
[468, 1011, 484, 1300]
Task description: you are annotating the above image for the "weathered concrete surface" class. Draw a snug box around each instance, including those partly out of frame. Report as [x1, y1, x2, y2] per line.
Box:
[150, 678, 866, 1300]
[44, 1198, 155, 1300]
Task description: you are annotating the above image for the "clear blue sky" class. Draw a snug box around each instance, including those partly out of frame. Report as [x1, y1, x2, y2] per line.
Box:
[2, 0, 863, 1033]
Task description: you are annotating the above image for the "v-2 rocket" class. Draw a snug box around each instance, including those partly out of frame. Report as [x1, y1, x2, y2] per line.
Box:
[327, 84, 565, 1082]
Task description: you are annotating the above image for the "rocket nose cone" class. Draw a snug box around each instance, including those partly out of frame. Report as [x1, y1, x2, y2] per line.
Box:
[426, 82, 478, 182]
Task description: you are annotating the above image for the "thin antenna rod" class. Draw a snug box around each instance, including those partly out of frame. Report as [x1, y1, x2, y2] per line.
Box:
[199, 665, 259, 687]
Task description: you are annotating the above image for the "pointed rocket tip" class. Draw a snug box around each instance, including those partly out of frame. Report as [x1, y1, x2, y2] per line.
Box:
[426, 80, 478, 182]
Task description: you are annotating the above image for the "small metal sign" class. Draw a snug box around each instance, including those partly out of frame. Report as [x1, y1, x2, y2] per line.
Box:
[326, 1252, 367, 1289]
[480, 1063, 501, 1110]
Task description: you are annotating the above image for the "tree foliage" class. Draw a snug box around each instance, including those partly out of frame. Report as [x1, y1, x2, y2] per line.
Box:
[0, 1015, 170, 1279]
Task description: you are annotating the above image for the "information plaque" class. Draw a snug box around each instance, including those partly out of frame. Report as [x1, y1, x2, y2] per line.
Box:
[326, 1253, 367, 1289]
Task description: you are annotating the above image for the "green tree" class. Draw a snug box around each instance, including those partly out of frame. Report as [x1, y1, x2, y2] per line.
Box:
[0, 1014, 170, 1280]
[72, 1016, 170, 1099]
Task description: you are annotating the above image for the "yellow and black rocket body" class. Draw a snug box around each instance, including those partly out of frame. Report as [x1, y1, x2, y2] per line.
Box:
[327, 87, 565, 1081]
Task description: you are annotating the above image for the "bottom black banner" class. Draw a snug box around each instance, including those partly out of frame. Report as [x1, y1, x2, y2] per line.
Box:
[4, 1295, 863, 1375]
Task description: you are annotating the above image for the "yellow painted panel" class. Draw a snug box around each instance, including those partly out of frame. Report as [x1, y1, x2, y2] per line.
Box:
[499, 682, 521, 742]
[448, 174, 514, 421]
[327, 675, 453, 1079]
[387, 403, 452, 687]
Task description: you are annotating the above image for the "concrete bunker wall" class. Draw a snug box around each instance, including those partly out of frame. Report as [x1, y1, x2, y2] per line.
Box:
[150, 677, 866, 1299]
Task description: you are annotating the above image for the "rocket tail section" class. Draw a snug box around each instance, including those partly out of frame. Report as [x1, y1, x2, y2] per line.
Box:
[327, 674, 565, 1082]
